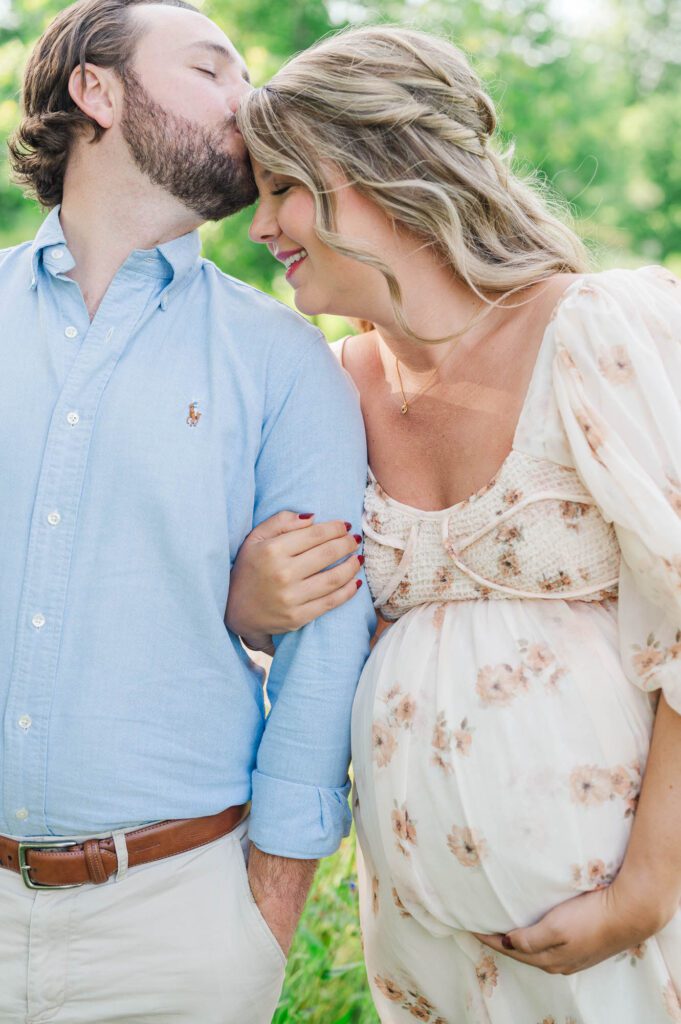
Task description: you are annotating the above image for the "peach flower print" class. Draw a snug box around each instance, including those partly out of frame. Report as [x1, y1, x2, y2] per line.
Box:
[475, 951, 499, 997]
[569, 765, 614, 806]
[502, 487, 523, 507]
[575, 409, 606, 456]
[432, 603, 446, 632]
[447, 825, 489, 867]
[372, 721, 397, 768]
[665, 479, 681, 517]
[663, 979, 681, 1023]
[392, 887, 412, 919]
[476, 663, 528, 707]
[366, 510, 384, 532]
[496, 523, 523, 544]
[374, 975, 404, 1003]
[616, 942, 647, 966]
[453, 718, 475, 756]
[392, 802, 418, 857]
[538, 570, 573, 592]
[395, 694, 417, 726]
[632, 634, 666, 677]
[524, 643, 555, 673]
[406, 994, 436, 1020]
[560, 500, 588, 530]
[669, 631, 681, 661]
[663, 555, 681, 591]
[571, 858, 616, 891]
[433, 565, 455, 595]
[598, 345, 635, 385]
[498, 550, 521, 577]
[558, 346, 577, 370]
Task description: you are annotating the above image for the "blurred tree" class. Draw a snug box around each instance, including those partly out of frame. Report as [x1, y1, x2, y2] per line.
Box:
[2, 0, 680, 307]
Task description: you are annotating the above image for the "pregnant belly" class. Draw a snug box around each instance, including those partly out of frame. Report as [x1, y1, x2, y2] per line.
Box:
[351, 599, 655, 937]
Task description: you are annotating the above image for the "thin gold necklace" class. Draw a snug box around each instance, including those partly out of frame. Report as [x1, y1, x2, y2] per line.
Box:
[395, 340, 457, 415]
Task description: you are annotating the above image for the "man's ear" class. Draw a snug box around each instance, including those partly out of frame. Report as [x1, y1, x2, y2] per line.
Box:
[68, 63, 117, 130]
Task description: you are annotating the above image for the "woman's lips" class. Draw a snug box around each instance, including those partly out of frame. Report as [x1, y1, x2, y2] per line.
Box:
[285, 254, 307, 281]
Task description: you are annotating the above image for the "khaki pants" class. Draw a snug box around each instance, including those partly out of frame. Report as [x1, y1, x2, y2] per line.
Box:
[0, 818, 286, 1024]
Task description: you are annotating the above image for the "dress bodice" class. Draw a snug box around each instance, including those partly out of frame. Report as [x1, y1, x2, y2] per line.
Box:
[362, 449, 620, 619]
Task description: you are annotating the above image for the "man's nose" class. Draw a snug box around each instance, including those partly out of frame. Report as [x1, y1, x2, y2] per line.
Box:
[228, 76, 252, 115]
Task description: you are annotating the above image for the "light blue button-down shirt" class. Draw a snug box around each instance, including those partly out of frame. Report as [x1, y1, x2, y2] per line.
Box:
[0, 208, 374, 857]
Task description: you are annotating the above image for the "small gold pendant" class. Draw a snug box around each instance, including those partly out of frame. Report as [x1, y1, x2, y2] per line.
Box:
[400, 402, 409, 415]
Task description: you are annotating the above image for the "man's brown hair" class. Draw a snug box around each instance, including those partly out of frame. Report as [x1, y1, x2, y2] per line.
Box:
[8, 0, 198, 208]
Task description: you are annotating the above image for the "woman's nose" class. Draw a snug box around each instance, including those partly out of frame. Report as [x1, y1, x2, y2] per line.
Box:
[248, 203, 278, 246]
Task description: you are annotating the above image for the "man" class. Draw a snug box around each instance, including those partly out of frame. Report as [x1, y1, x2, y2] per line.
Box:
[0, 1, 374, 1020]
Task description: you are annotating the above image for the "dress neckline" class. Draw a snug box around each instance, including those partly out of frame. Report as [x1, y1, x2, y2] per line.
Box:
[362, 275, 585, 517]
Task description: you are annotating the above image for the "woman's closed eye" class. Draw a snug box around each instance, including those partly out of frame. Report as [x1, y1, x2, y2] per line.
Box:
[194, 66, 217, 78]
[271, 185, 293, 196]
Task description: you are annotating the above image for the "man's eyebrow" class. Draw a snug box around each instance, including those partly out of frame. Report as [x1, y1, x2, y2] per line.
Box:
[184, 41, 251, 82]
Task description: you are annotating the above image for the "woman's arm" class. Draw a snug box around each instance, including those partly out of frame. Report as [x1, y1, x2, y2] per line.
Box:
[475, 694, 681, 973]
[225, 510, 364, 652]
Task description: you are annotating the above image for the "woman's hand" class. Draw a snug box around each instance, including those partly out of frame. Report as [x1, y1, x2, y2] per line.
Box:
[473, 871, 674, 975]
[225, 511, 364, 652]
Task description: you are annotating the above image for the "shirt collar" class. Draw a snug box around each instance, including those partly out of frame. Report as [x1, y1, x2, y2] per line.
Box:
[29, 205, 202, 307]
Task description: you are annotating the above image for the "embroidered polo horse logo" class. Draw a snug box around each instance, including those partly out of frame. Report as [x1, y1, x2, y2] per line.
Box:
[186, 402, 202, 427]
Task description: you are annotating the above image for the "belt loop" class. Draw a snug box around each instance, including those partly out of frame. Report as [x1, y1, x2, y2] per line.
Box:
[112, 830, 129, 882]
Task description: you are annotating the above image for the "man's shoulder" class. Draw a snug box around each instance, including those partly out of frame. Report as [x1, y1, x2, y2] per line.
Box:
[0, 239, 33, 272]
[200, 259, 320, 346]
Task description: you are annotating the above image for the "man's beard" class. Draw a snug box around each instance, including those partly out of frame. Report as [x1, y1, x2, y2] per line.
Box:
[119, 68, 257, 221]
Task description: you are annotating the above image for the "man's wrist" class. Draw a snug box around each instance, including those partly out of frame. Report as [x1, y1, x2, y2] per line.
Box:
[247, 844, 318, 955]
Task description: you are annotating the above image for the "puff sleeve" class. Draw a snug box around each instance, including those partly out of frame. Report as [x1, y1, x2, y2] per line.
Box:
[552, 267, 681, 712]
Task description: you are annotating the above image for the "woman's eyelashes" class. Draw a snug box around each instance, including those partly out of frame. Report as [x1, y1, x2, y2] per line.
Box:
[271, 185, 292, 196]
[194, 66, 217, 78]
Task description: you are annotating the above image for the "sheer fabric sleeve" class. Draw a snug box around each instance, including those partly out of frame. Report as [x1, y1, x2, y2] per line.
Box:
[552, 267, 681, 712]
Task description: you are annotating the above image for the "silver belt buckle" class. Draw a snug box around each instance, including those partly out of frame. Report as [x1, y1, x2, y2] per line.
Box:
[18, 840, 81, 890]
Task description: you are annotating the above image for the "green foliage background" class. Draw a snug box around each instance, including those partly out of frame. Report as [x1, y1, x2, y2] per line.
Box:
[1, 0, 680, 1020]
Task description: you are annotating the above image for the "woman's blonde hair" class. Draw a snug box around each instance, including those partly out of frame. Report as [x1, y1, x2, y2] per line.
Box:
[237, 25, 590, 344]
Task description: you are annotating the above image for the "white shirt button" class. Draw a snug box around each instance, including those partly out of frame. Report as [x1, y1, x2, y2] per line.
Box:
[64, 325, 78, 339]
[18, 715, 32, 731]
[31, 613, 46, 630]
[15, 808, 29, 820]
[52, 249, 64, 260]
[66, 411, 79, 426]
[47, 511, 61, 527]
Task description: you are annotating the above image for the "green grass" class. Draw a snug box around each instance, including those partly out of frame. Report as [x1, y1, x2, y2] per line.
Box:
[274, 832, 379, 1024]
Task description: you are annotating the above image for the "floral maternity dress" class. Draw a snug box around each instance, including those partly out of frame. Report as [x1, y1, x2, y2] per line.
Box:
[348, 268, 681, 1023]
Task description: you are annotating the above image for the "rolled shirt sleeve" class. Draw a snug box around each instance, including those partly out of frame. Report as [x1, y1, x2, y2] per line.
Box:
[247, 332, 376, 858]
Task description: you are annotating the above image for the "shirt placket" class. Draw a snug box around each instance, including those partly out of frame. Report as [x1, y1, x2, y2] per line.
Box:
[3, 264, 160, 834]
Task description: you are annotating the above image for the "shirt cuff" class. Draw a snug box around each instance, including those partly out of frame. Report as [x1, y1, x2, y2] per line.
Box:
[247, 769, 352, 859]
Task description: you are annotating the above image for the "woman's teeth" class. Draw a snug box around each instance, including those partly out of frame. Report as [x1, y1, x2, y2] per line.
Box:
[284, 250, 307, 270]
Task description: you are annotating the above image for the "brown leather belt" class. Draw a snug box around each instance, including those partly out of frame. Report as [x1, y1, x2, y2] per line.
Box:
[0, 804, 249, 890]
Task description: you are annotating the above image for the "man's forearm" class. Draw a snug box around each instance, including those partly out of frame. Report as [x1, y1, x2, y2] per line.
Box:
[247, 844, 318, 955]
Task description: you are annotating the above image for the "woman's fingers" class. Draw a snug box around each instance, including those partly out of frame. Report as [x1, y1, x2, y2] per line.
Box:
[293, 576, 365, 625]
[294, 532, 362, 578]
[247, 510, 319, 543]
[472, 932, 560, 971]
[276, 518, 357, 558]
[296, 553, 364, 601]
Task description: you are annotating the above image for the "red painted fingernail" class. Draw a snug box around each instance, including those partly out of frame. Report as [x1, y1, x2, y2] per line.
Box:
[357, 554, 365, 566]
[298, 513, 314, 520]
[344, 522, 352, 531]
[353, 534, 362, 544]
[356, 579, 363, 589]
[501, 934, 514, 950]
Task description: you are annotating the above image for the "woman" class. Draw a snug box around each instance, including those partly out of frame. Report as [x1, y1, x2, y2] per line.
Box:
[229, 25, 681, 1023]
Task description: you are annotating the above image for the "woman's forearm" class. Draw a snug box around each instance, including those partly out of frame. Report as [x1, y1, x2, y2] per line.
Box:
[615, 693, 681, 928]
